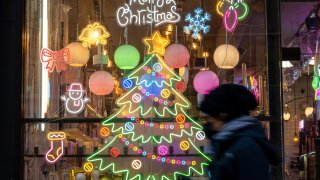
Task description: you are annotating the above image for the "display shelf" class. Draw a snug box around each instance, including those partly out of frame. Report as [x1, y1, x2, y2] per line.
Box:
[24, 117, 200, 123]
[24, 115, 270, 123]
[24, 154, 207, 158]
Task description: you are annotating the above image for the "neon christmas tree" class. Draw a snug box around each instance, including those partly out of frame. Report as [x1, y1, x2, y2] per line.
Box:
[85, 31, 211, 179]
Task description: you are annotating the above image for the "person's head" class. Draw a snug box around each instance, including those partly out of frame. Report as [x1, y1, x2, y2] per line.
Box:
[200, 83, 258, 131]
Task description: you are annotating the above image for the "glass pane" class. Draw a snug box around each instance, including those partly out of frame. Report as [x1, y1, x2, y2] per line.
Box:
[23, 0, 268, 179]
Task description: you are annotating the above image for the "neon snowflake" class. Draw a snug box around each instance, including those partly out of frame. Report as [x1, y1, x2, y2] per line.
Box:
[184, 8, 211, 39]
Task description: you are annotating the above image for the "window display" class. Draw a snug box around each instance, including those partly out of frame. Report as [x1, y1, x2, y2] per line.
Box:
[23, 0, 268, 179]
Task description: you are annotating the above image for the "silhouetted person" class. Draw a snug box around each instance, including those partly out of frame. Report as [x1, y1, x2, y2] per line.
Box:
[200, 84, 279, 180]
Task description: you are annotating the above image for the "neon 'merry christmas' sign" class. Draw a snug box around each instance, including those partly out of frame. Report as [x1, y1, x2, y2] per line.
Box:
[116, 0, 181, 27]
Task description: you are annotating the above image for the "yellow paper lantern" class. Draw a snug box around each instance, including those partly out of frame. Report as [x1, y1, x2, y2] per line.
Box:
[65, 42, 90, 67]
[214, 44, 239, 69]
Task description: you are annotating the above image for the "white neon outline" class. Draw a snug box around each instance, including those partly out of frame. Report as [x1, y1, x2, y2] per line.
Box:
[116, 0, 181, 27]
[61, 83, 90, 115]
[195, 131, 206, 141]
[131, 160, 142, 170]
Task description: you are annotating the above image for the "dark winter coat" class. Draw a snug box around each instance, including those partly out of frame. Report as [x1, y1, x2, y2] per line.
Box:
[208, 116, 279, 180]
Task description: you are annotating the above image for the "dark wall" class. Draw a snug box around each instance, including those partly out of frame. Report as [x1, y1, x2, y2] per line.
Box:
[0, 0, 23, 179]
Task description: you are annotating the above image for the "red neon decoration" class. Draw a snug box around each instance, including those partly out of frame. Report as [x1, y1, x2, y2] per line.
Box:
[41, 48, 70, 73]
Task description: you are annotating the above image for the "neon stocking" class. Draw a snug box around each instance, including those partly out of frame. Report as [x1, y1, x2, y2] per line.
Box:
[45, 132, 66, 163]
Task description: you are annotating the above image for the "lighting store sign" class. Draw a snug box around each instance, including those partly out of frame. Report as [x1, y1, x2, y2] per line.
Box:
[116, 0, 181, 27]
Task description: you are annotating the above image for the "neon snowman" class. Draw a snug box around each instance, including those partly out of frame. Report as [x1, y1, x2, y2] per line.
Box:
[61, 83, 90, 115]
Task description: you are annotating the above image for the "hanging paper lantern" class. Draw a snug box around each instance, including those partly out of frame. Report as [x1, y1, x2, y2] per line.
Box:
[114, 44, 140, 69]
[214, 44, 239, 69]
[89, 71, 114, 95]
[65, 42, 90, 66]
[164, 44, 190, 68]
[193, 71, 219, 94]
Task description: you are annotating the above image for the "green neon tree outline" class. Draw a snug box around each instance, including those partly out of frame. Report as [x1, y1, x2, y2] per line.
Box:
[86, 31, 211, 179]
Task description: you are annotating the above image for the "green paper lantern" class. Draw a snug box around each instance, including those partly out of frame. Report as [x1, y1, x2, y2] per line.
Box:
[312, 76, 319, 90]
[114, 44, 140, 69]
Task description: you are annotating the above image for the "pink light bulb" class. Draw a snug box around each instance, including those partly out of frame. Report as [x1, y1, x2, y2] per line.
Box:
[224, 8, 238, 32]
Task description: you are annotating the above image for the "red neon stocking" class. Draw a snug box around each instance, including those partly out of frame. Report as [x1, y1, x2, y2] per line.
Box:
[45, 132, 66, 163]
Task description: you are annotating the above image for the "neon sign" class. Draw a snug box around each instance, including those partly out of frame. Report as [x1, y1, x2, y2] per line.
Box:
[184, 8, 211, 39]
[216, 0, 249, 32]
[61, 83, 90, 115]
[41, 48, 70, 73]
[78, 22, 110, 47]
[45, 132, 66, 163]
[116, 0, 181, 27]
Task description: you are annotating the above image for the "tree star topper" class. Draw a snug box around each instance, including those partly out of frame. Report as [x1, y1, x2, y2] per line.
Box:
[184, 8, 211, 39]
[143, 31, 170, 56]
[78, 22, 110, 47]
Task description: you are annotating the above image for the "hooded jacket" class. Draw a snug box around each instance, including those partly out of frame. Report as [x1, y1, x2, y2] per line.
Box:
[208, 116, 279, 180]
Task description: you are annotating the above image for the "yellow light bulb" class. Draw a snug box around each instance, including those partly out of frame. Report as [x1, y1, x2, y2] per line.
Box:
[167, 24, 173, 32]
[203, 52, 209, 58]
[192, 43, 198, 50]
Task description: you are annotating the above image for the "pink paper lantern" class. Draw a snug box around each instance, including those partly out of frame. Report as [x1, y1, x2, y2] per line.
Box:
[193, 71, 219, 94]
[89, 71, 114, 95]
[164, 44, 190, 68]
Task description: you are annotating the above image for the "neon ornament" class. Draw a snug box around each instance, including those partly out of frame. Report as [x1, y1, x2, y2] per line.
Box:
[100, 127, 111, 137]
[125, 122, 135, 132]
[110, 147, 121, 157]
[116, 0, 181, 27]
[61, 83, 90, 115]
[158, 145, 168, 155]
[224, 7, 238, 32]
[132, 93, 142, 103]
[78, 22, 110, 47]
[122, 78, 134, 90]
[216, 0, 229, 17]
[184, 8, 211, 39]
[45, 131, 66, 163]
[131, 160, 142, 170]
[180, 141, 190, 151]
[234, 0, 249, 21]
[83, 162, 94, 173]
[196, 131, 206, 141]
[41, 48, 70, 73]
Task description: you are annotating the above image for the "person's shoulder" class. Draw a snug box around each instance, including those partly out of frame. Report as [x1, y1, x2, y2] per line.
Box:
[228, 136, 263, 153]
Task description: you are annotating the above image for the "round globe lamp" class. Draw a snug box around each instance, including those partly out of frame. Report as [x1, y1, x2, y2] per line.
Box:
[193, 71, 219, 94]
[114, 44, 140, 69]
[89, 71, 114, 95]
[213, 44, 239, 69]
[305, 106, 314, 117]
[66, 42, 90, 66]
[164, 44, 190, 68]
[283, 104, 291, 121]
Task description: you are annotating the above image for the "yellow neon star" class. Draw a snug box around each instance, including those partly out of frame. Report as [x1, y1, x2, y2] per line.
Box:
[143, 31, 170, 56]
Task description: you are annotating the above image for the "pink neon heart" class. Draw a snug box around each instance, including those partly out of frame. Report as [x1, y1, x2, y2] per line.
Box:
[224, 9, 238, 32]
